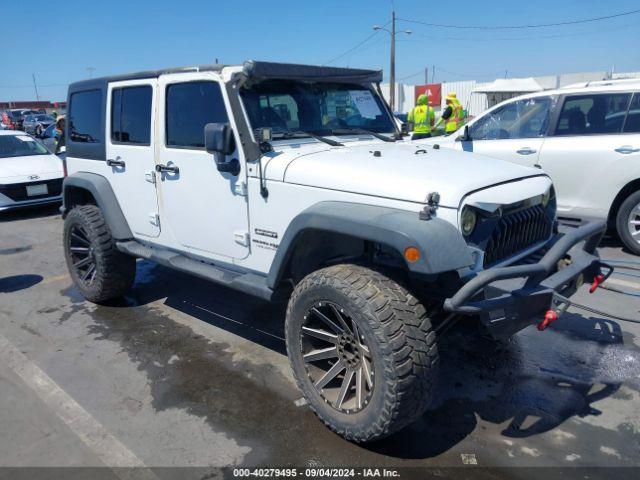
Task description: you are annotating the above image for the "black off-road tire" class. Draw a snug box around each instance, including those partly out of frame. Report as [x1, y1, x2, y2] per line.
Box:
[285, 264, 438, 442]
[63, 205, 136, 303]
[616, 190, 640, 256]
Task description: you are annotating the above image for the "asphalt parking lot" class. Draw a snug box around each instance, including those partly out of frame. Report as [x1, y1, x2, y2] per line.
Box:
[1, 206, 639, 477]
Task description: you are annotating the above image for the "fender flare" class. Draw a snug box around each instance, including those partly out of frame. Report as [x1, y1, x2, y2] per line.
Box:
[266, 201, 473, 289]
[61, 172, 133, 240]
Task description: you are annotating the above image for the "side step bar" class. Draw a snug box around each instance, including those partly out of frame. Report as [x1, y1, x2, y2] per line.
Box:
[116, 240, 275, 301]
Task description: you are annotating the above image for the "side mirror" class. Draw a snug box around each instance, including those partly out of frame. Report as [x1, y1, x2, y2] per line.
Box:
[204, 122, 240, 176]
[456, 125, 471, 142]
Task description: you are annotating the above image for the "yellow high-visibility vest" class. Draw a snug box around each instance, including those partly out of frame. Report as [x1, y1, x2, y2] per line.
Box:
[408, 105, 435, 134]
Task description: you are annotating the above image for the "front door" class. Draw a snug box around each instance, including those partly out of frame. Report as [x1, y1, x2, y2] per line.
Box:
[457, 96, 553, 168]
[156, 72, 250, 260]
[106, 79, 160, 238]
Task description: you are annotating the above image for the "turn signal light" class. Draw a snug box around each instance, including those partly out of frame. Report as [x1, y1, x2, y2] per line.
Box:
[404, 246, 421, 263]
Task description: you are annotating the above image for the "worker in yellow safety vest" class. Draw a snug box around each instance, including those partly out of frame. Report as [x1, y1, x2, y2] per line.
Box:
[435, 92, 465, 134]
[407, 93, 435, 140]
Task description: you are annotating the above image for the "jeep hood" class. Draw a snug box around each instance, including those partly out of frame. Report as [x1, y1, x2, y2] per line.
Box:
[267, 141, 544, 208]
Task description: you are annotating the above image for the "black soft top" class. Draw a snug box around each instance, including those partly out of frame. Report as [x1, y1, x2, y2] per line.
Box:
[67, 61, 382, 93]
[241, 61, 382, 85]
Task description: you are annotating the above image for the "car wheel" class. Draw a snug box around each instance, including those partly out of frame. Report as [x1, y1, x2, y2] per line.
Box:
[285, 264, 438, 442]
[616, 190, 640, 255]
[63, 205, 136, 303]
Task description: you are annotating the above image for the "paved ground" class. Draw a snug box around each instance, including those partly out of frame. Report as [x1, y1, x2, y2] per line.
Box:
[1, 206, 639, 477]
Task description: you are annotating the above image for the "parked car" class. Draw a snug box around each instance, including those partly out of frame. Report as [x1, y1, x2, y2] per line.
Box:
[61, 61, 606, 443]
[0, 130, 65, 211]
[416, 79, 640, 254]
[23, 114, 56, 136]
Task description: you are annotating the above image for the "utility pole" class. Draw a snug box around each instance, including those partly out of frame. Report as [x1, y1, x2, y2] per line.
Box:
[32, 74, 40, 101]
[374, 11, 411, 112]
[425, 67, 429, 84]
[431, 65, 435, 83]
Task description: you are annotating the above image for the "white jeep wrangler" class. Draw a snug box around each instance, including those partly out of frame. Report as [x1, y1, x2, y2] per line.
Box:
[61, 61, 607, 442]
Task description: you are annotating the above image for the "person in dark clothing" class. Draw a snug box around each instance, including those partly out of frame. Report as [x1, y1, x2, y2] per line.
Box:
[54, 116, 65, 155]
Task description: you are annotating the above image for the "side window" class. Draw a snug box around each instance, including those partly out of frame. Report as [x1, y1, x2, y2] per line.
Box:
[69, 89, 102, 143]
[111, 85, 152, 144]
[469, 97, 551, 140]
[623, 93, 640, 133]
[166, 81, 228, 148]
[555, 93, 631, 136]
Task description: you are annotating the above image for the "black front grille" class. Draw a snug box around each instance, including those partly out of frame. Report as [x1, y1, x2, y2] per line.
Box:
[484, 204, 552, 266]
[0, 178, 63, 202]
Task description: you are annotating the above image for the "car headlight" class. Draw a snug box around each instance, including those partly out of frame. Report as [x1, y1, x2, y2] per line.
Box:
[460, 207, 477, 236]
[542, 188, 552, 207]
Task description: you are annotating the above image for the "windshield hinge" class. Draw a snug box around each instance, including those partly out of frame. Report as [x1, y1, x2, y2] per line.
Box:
[234, 181, 247, 196]
[419, 192, 440, 221]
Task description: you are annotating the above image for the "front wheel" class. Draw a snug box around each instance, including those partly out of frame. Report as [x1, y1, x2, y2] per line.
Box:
[616, 190, 640, 255]
[285, 264, 438, 442]
[63, 205, 136, 303]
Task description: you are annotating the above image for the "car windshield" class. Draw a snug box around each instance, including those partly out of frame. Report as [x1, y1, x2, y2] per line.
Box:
[35, 115, 53, 122]
[0, 135, 50, 158]
[240, 80, 396, 139]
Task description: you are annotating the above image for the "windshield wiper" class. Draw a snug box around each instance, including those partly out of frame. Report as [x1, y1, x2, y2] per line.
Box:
[279, 130, 343, 147]
[331, 128, 397, 142]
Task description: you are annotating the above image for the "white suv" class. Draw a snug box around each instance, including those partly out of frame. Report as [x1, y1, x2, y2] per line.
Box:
[60, 61, 607, 442]
[418, 79, 640, 254]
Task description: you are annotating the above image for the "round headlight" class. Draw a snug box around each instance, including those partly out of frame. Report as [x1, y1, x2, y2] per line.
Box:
[542, 188, 552, 207]
[460, 207, 477, 236]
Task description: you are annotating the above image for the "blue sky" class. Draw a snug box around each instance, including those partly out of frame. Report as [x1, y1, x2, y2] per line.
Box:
[1, 0, 639, 101]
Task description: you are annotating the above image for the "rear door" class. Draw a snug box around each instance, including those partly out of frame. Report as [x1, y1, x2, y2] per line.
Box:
[458, 96, 553, 167]
[537, 91, 636, 220]
[105, 79, 160, 238]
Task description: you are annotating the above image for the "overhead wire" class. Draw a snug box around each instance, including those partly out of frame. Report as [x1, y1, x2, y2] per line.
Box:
[323, 21, 390, 65]
[396, 8, 640, 30]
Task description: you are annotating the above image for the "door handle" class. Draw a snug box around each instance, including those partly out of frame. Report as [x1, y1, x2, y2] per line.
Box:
[516, 148, 536, 155]
[106, 158, 125, 167]
[615, 146, 640, 154]
[155, 164, 180, 174]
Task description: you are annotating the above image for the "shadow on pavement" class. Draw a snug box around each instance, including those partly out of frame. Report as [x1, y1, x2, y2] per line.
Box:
[0, 274, 43, 293]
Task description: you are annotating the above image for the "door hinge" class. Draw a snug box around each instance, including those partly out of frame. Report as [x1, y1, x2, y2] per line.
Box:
[233, 230, 249, 246]
[149, 213, 160, 226]
[234, 181, 247, 196]
[145, 170, 156, 184]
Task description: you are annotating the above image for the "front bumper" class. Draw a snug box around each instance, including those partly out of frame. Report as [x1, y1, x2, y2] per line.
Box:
[443, 220, 608, 338]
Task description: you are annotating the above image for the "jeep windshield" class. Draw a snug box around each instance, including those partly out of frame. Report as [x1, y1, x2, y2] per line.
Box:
[240, 80, 397, 141]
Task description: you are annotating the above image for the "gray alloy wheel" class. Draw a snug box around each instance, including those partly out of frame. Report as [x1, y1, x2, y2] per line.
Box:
[300, 301, 374, 413]
[627, 202, 640, 244]
[616, 190, 640, 255]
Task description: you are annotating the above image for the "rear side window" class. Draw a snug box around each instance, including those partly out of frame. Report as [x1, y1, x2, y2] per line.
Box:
[166, 81, 228, 148]
[555, 93, 631, 136]
[623, 93, 640, 133]
[111, 86, 152, 144]
[69, 89, 102, 143]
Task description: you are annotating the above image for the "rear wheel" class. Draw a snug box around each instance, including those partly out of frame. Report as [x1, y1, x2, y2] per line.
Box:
[286, 264, 438, 442]
[63, 205, 136, 303]
[616, 190, 640, 255]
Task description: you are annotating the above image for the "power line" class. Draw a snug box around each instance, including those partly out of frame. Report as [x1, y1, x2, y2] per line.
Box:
[397, 8, 640, 30]
[323, 21, 390, 65]
[406, 21, 639, 42]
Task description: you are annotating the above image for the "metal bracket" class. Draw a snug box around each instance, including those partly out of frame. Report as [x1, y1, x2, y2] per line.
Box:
[233, 230, 249, 246]
[419, 191, 440, 221]
[145, 171, 156, 184]
[234, 181, 247, 196]
[149, 213, 160, 227]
